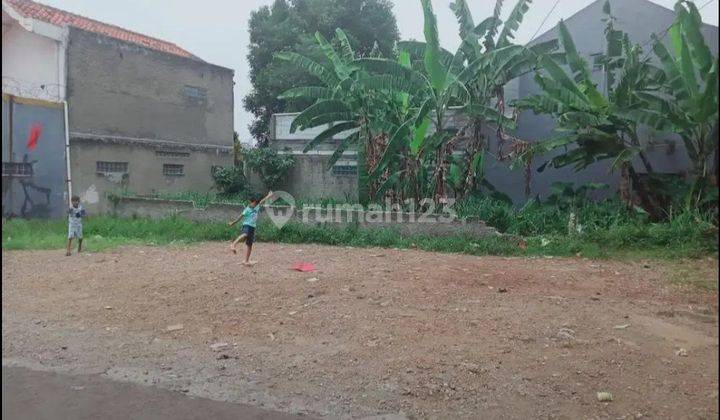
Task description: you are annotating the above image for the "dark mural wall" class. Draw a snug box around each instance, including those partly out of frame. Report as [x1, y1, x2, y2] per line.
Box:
[2, 96, 67, 219]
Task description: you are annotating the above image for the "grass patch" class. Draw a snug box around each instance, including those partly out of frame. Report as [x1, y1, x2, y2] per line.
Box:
[3, 212, 717, 261]
[2, 216, 233, 252]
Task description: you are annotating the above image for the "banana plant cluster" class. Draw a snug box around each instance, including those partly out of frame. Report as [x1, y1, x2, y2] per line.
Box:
[636, 0, 719, 208]
[514, 0, 717, 212]
[277, 0, 716, 212]
[514, 2, 662, 173]
[276, 29, 414, 204]
[277, 0, 553, 205]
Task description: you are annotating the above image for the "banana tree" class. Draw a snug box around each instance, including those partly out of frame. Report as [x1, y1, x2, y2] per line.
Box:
[513, 2, 665, 211]
[275, 29, 406, 204]
[359, 0, 549, 203]
[446, 0, 559, 199]
[632, 0, 719, 208]
[347, 0, 469, 204]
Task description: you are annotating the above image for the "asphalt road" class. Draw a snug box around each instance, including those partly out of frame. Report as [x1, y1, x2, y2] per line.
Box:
[2, 366, 311, 420]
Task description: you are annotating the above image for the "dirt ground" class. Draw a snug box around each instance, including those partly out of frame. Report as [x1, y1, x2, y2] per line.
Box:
[2, 243, 719, 419]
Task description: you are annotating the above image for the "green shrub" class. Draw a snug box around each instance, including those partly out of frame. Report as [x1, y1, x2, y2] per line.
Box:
[211, 166, 248, 196]
[243, 146, 295, 190]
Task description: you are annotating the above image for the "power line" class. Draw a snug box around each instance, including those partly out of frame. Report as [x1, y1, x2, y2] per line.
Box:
[529, 0, 561, 42]
[639, 0, 715, 58]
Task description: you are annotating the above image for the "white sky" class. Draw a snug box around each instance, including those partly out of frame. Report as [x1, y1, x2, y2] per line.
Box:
[38, 0, 719, 142]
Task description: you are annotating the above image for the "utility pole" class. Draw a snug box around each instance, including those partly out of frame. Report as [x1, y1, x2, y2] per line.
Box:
[7, 95, 14, 163]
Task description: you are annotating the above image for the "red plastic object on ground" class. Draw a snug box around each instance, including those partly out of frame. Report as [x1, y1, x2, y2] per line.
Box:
[292, 262, 316, 272]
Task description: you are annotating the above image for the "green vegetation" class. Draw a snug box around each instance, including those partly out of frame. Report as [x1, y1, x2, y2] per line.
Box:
[283, 0, 717, 218]
[211, 165, 248, 196]
[244, 0, 399, 142]
[242, 146, 295, 190]
[4, 196, 716, 260]
[515, 1, 718, 218]
[280, 0, 551, 204]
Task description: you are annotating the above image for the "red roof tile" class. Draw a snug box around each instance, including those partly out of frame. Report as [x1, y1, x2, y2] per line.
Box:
[4, 0, 199, 59]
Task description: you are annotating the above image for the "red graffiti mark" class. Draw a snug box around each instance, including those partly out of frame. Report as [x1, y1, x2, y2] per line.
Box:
[27, 123, 42, 151]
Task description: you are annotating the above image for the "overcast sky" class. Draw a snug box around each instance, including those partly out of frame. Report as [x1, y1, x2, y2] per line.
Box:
[39, 0, 718, 142]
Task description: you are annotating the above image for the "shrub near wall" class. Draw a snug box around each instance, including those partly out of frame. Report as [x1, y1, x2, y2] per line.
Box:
[242, 146, 295, 191]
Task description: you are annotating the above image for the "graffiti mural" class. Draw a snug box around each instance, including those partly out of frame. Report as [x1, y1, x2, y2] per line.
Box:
[2, 95, 67, 219]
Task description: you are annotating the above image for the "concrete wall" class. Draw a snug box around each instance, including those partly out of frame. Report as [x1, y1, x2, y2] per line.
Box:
[2, 96, 68, 218]
[1, 16, 65, 102]
[66, 27, 234, 146]
[70, 135, 232, 213]
[111, 197, 496, 237]
[62, 27, 236, 214]
[258, 153, 358, 202]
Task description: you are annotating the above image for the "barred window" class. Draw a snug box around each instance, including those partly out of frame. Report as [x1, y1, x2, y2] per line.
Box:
[332, 165, 357, 176]
[96, 161, 128, 174]
[163, 164, 185, 177]
[155, 150, 190, 158]
[590, 52, 604, 71]
[2, 162, 33, 177]
[183, 85, 207, 106]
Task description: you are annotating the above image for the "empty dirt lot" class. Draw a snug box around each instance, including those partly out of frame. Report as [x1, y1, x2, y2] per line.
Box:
[3, 243, 718, 419]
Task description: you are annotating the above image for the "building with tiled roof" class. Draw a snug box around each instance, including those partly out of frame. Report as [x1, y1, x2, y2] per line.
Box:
[2, 0, 234, 218]
[4, 0, 199, 59]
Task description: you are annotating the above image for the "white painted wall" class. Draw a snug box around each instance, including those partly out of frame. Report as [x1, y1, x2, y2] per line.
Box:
[273, 113, 331, 141]
[2, 15, 64, 101]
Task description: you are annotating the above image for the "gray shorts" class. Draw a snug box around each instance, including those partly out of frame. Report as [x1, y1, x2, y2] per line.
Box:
[68, 224, 83, 239]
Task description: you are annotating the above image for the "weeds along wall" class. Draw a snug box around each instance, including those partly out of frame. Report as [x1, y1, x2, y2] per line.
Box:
[110, 197, 496, 237]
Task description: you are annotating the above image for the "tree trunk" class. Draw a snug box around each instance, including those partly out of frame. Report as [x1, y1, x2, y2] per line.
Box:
[713, 135, 719, 187]
[461, 120, 484, 200]
[708, 122, 718, 186]
[434, 147, 446, 204]
[626, 165, 665, 220]
[638, 151, 654, 174]
[619, 162, 633, 207]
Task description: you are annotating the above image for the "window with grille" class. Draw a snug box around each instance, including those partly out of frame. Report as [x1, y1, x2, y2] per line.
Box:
[163, 164, 185, 176]
[155, 150, 190, 158]
[183, 85, 207, 106]
[96, 161, 128, 174]
[332, 165, 357, 176]
[2, 162, 33, 177]
[590, 52, 604, 71]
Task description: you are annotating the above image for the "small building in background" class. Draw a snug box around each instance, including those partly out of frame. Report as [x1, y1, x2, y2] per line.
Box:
[269, 112, 360, 202]
[2, 0, 234, 217]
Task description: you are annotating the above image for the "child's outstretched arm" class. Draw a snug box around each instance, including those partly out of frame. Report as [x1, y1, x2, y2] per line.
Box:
[228, 215, 242, 227]
[258, 190, 274, 206]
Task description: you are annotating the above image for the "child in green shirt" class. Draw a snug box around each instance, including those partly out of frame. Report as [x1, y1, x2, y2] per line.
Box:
[229, 191, 273, 265]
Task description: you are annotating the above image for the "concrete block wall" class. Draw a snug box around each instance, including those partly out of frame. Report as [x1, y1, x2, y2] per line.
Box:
[248, 154, 358, 202]
[62, 27, 237, 214]
[66, 27, 234, 146]
[71, 137, 232, 213]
